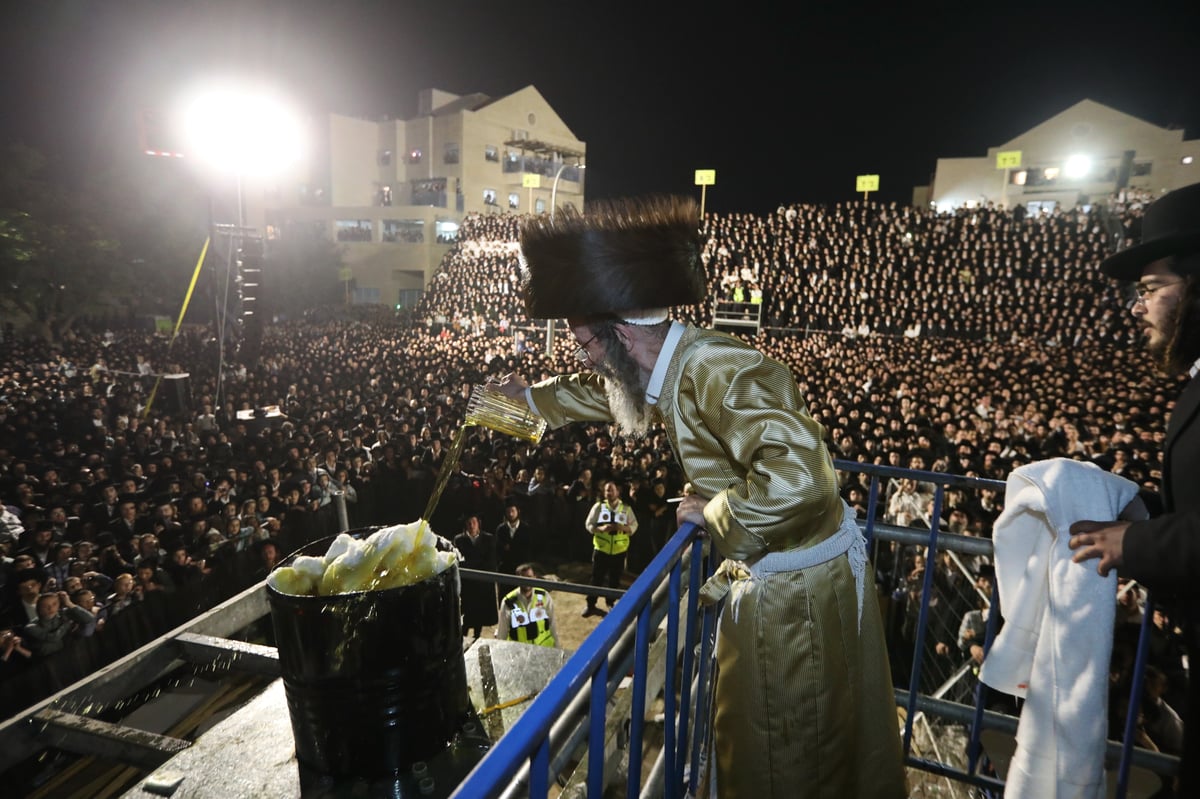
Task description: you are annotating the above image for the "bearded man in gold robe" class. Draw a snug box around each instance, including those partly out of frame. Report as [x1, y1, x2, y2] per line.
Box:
[496, 196, 905, 798]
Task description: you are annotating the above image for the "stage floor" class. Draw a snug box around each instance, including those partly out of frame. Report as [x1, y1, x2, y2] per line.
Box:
[120, 638, 571, 798]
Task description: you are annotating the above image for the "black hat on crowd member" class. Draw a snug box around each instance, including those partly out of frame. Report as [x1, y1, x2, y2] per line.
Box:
[518, 196, 708, 322]
[1100, 182, 1200, 280]
[14, 567, 46, 586]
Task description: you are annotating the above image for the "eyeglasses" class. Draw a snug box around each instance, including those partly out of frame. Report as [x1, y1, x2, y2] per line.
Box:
[1130, 279, 1184, 306]
[573, 332, 600, 364]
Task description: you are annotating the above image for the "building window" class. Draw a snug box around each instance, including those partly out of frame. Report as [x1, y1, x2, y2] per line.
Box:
[485, 145, 499, 162]
[1131, 161, 1153, 177]
[336, 220, 373, 242]
[444, 143, 459, 164]
[352, 286, 381, 305]
[382, 219, 424, 243]
[410, 179, 447, 207]
[435, 219, 459, 244]
[396, 287, 423, 309]
[280, 219, 328, 241]
[378, 186, 393, 206]
[503, 150, 523, 174]
[508, 192, 520, 210]
[1017, 167, 1063, 188]
[535, 198, 546, 214]
[407, 148, 423, 164]
[379, 150, 393, 166]
[483, 188, 497, 206]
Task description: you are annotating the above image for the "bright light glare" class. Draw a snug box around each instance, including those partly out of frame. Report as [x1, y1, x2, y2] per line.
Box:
[1064, 154, 1091, 179]
[178, 82, 305, 177]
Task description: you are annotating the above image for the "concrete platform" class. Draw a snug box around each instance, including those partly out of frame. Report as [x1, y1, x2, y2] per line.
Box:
[122, 639, 570, 799]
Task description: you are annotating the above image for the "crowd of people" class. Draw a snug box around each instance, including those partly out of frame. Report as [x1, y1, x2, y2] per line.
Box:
[0, 193, 1182, 732]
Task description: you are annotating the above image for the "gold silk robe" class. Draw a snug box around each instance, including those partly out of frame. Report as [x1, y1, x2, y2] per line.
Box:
[529, 325, 906, 798]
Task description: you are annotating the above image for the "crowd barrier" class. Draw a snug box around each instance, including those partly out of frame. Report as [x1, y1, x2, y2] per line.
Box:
[451, 461, 1181, 799]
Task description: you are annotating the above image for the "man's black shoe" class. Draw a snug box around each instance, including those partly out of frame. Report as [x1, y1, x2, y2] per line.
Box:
[582, 607, 608, 618]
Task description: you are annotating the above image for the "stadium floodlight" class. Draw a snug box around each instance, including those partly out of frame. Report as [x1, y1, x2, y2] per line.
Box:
[1064, 154, 1092, 180]
[177, 80, 306, 179]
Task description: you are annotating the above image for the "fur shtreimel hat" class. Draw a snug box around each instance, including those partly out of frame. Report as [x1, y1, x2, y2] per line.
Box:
[518, 196, 707, 321]
[1100, 182, 1200, 280]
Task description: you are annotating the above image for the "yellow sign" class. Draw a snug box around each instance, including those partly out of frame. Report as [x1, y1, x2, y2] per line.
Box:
[338, 267, 353, 282]
[522, 174, 542, 188]
[855, 174, 880, 192]
[694, 169, 716, 186]
[996, 150, 1022, 169]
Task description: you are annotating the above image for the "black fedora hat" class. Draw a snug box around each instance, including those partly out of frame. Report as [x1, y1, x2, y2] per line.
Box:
[1100, 182, 1200, 280]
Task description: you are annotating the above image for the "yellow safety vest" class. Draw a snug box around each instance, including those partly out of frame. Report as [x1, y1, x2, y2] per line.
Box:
[502, 587, 555, 646]
[592, 501, 632, 555]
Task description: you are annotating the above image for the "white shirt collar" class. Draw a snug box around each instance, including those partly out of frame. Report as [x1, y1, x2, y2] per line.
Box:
[1190, 357, 1200, 379]
[645, 321, 686, 406]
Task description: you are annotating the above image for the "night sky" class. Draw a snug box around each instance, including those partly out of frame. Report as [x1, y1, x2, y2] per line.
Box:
[2, 1, 1199, 214]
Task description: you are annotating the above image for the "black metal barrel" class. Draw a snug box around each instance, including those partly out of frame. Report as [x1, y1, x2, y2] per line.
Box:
[266, 528, 471, 778]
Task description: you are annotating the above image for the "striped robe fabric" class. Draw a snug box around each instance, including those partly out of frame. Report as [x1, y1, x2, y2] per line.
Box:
[530, 324, 906, 798]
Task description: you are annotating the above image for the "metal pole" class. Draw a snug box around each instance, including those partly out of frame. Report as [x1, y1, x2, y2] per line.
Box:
[333, 490, 349, 533]
[550, 163, 569, 217]
[546, 163, 571, 358]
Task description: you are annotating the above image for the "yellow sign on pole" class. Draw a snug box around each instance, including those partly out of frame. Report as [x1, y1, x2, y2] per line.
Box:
[855, 174, 880, 193]
[996, 150, 1022, 169]
[996, 151, 1022, 208]
[694, 169, 716, 219]
[339, 267, 353, 282]
[522, 174, 541, 213]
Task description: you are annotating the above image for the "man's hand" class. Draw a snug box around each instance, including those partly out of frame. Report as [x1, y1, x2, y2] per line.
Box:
[676, 494, 708, 531]
[1068, 520, 1131, 576]
[488, 373, 529, 400]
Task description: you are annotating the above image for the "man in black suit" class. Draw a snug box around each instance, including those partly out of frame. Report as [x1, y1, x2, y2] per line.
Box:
[108, 498, 152, 561]
[494, 501, 536, 594]
[1070, 182, 1200, 797]
[90, 481, 121, 529]
[452, 515, 498, 639]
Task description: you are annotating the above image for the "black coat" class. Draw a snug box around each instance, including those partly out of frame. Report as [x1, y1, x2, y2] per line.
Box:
[495, 520, 535, 574]
[452, 531, 498, 628]
[1123, 375, 1200, 792]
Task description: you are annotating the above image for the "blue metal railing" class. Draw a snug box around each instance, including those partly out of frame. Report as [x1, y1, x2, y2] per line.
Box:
[452, 461, 1179, 797]
[452, 524, 715, 798]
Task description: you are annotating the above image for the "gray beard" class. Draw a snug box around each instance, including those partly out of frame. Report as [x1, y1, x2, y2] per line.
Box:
[602, 375, 651, 436]
[595, 351, 651, 436]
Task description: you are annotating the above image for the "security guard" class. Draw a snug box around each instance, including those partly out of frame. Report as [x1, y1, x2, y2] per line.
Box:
[497, 564, 557, 647]
[583, 480, 638, 617]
